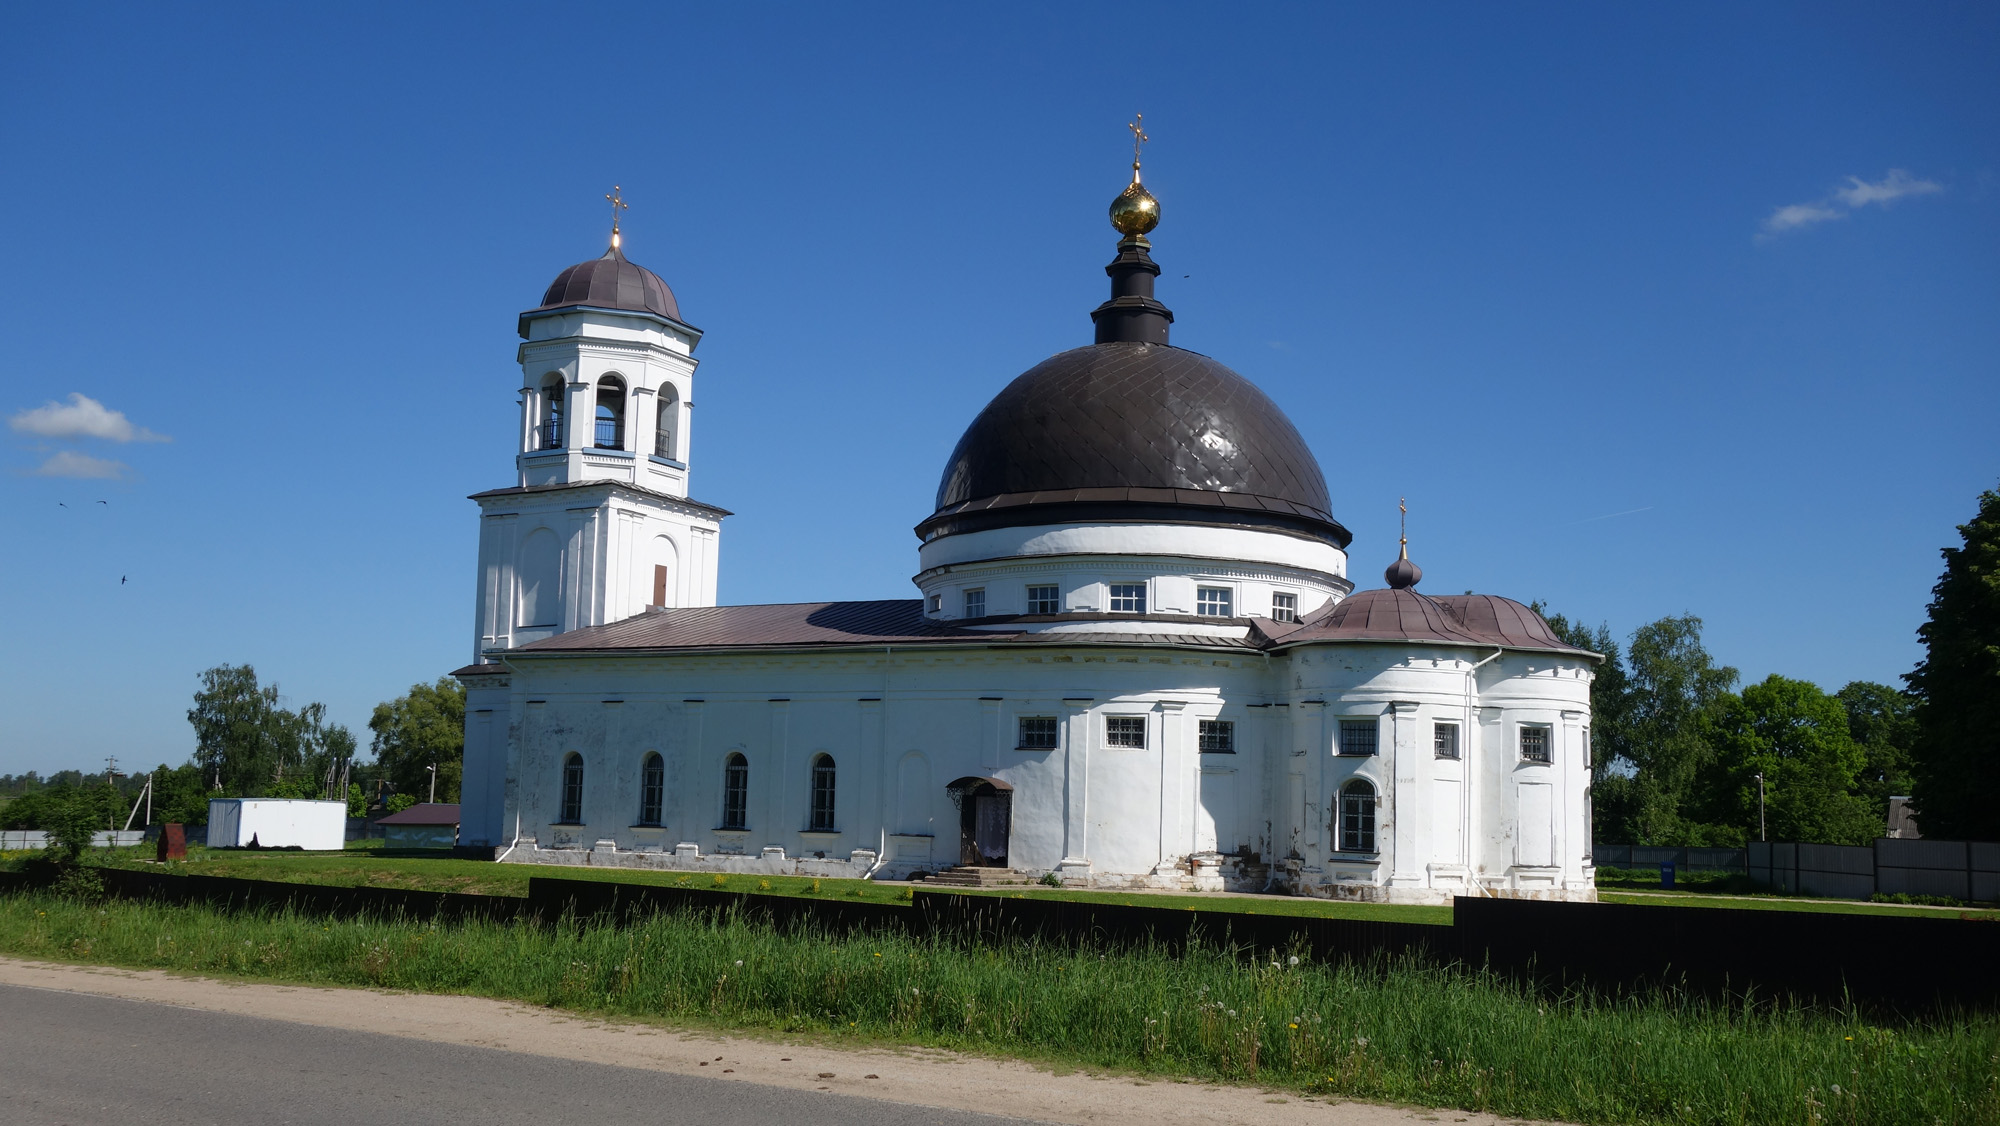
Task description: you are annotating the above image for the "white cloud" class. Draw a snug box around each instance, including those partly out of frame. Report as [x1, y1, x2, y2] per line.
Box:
[9, 393, 168, 442]
[32, 450, 128, 479]
[1833, 169, 1943, 209]
[1763, 203, 1844, 233]
[1760, 169, 1944, 238]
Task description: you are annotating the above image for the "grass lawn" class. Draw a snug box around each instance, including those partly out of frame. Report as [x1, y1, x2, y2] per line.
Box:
[22, 844, 1987, 925]
[3, 889, 1994, 1126]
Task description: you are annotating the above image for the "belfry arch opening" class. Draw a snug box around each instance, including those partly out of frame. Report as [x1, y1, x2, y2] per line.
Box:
[946, 776, 1011, 868]
[594, 375, 626, 449]
[655, 385, 679, 460]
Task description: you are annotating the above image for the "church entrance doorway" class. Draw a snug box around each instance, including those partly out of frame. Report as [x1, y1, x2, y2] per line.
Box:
[947, 777, 1011, 868]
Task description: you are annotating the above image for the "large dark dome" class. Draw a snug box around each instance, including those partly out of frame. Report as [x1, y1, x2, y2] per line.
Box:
[919, 342, 1348, 546]
[518, 245, 683, 337]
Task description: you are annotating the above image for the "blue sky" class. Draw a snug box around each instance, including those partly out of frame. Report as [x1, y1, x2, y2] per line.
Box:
[2, 4, 1994, 776]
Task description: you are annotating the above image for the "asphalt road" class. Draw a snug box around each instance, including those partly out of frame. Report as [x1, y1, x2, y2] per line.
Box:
[1, 983, 1046, 1126]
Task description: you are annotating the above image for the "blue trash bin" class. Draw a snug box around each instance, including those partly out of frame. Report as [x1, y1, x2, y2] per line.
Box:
[1660, 862, 1676, 889]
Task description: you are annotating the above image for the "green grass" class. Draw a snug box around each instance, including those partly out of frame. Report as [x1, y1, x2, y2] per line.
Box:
[3, 890, 1996, 1125]
[24, 845, 1995, 924]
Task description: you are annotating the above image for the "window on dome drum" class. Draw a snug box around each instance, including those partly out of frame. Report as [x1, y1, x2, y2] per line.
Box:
[1109, 583, 1147, 613]
[558, 752, 584, 824]
[1198, 720, 1234, 754]
[927, 594, 942, 613]
[1106, 716, 1147, 748]
[809, 754, 836, 832]
[1339, 779, 1377, 853]
[637, 752, 664, 826]
[1271, 592, 1298, 623]
[1196, 587, 1233, 617]
[654, 388, 678, 459]
[594, 376, 626, 449]
[1434, 722, 1460, 760]
[963, 589, 985, 618]
[539, 380, 565, 449]
[1520, 724, 1552, 763]
[721, 753, 748, 830]
[1026, 584, 1060, 615]
[1018, 716, 1058, 749]
[1338, 719, 1378, 757]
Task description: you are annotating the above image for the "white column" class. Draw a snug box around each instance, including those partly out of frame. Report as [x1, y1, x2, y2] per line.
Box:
[1060, 698, 1093, 869]
[979, 697, 1002, 771]
[1295, 701, 1325, 849]
[1389, 700, 1422, 887]
[1157, 700, 1186, 868]
[768, 699, 791, 850]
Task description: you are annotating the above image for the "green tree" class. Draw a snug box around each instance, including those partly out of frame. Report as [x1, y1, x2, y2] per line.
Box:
[186, 665, 355, 798]
[368, 677, 466, 803]
[1907, 487, 2000, 841]
[1698, 675, 1880, 845]
[1836, 681, 1917, 820]
[1623, 615, 1738, 844]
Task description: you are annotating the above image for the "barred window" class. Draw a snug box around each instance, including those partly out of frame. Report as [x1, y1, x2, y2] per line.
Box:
[1109, 583, 1147, 613]
[1105, 715, 1147, 748]
[1520, 725, 1551, 763]
[637, 752, 664, 826]
[1271, 592, 1297, 623]
[1195, 587, 1233, 617]
[809, 753, 836, 831]
[1433, 722, 1460, 760]
[1338, 719, 1378, 757]
[721, 752, 748, 829]
[1018, 716, 1058, 749]
[559, 752, 584, 824]
[962, 589, 985, 618]
[1026, 584, 1060, 615]
[1339, 779, 1377, 852]
[1198, 719, 1235, 753]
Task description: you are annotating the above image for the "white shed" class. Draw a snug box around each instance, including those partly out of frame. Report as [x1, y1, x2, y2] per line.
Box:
[207, 799, 346, 851]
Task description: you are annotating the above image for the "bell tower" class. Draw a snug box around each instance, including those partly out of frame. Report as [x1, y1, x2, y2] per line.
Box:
[466, 195, 727, 661]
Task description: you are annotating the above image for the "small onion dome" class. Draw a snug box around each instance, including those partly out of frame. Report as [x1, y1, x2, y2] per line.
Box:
[1110, 181, 1161, 236]
[1385, 544, 1422, 590]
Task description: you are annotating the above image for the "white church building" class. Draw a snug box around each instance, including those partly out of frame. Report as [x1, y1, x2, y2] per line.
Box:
[454, 168, 1600, 903]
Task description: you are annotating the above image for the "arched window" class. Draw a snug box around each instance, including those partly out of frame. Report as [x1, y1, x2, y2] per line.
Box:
[654, 386, 678, 460]
[1338, 779, 1376, 853]
[539, 377, 565, 449]
[721, 752, 748, 830]
[594, 376, 626, 449]
[638, 752, 664, 827]
[559, 752, 585, 824]
[809, 753, 836, 831]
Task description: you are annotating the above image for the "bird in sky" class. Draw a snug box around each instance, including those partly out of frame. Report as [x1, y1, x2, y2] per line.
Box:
[57, 502, 66, 508]
[121, 576, 127, 585]
[96, 500, 108, 505]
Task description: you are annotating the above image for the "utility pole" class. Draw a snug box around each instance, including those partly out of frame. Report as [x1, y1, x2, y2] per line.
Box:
[427, 764, 438, 805]
[1755, 771, 1767, 842]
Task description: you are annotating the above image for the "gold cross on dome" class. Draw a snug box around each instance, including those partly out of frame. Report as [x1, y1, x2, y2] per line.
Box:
[1399, 497, 1408, 547]
[606, 185, 629, 246]
[1128, 114, 1148, 171]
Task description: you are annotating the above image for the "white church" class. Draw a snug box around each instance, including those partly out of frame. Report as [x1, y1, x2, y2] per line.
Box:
[454, 163, 1601, 903]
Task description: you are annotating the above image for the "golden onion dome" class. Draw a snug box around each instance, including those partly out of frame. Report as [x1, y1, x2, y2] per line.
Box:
[1109, 179, 1160, 236]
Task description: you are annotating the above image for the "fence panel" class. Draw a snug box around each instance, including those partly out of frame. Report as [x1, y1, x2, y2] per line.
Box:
[1975, 843, 2000, 903]
[1877, 838, 1971, 900]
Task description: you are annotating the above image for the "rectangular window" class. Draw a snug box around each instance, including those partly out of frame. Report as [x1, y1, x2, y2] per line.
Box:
[1105, 715, 1147, 748]
[927, 594, 941, 613]
[1338, 719, 1378, 757]
[1108, 583, 1147, 613]
[1582, 727, 1592, 768]
[1026, 584, 1060, 615]
[1434, 722, 1460, 759]
[1196, 587, 1233, 617]
[1271, 592, 1298, 623]
[1198, 719, 1235, 753]
[963, 588, 985, 618]
[1520, 724, 1551, 763]
[1017, 716, 1058, 749]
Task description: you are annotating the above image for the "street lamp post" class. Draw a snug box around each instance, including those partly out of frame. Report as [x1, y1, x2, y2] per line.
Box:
[427, 764, 438, 805]
[1755, 771, 1766, 842]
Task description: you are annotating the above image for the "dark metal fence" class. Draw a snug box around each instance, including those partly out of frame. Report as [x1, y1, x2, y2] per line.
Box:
[5, 867, 1993, 1011]
[1591, 845, 1747, 873]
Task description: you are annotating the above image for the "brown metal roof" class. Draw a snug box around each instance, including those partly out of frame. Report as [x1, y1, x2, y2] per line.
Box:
[512, 599, 1000, 653]
[376, 803, 460, 826]
[1275, 588, 1596, 657]
[520, 246, 685, 336]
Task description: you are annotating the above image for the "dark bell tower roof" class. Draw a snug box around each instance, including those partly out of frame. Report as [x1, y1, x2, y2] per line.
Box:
[519, 244, 691, 339]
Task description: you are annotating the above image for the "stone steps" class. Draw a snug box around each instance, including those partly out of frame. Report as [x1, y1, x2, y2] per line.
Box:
[923, 866, 1033, 887]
